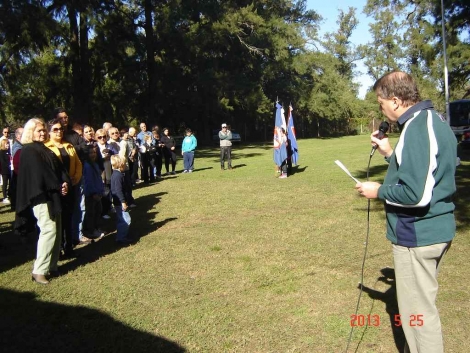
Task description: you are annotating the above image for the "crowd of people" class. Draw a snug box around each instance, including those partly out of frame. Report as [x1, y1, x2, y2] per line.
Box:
[0, 113, 240, 285]
[2, 108, 198, 284]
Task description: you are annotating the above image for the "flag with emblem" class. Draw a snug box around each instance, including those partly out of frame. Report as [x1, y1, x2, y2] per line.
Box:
[273, 102, 287, 166]
[287, 105, 298, 165]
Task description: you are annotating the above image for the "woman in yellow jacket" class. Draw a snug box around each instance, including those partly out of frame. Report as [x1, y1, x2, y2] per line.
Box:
[45, 118, 83, 258]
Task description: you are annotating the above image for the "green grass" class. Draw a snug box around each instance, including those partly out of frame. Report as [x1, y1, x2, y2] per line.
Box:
[0, 135, 469, 352]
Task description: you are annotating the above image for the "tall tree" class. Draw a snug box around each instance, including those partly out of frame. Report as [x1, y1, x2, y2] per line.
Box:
[322, 7, 361, 82]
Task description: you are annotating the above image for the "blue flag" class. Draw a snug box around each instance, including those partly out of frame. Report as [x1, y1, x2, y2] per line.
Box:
[287, 105, 298, 165]
[273, 102, 287, 167]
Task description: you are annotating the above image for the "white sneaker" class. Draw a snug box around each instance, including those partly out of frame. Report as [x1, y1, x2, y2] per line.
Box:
[129, 204, 137, 208]
[102, 215, 111, 220]
[2, 198, 10, 204]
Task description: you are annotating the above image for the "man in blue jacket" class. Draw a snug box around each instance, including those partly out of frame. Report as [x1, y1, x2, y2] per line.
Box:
[356, 71, 457, 353]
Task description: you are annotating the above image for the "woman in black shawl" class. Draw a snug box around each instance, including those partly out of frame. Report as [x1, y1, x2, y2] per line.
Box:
[15, 118, 70, 284]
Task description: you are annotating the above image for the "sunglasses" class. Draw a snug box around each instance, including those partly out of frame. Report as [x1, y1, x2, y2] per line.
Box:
[52, 127, 64, 133]
[97, 136, 106, 139]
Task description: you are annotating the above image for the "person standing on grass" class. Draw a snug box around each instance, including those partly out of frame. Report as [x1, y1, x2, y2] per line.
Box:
[151, 127, 164, 178]
[10, 127, 24, 211]
[0, 139, 12, 203]
[15, 118, 70, 284]
[278, 128, 289, 179]
[127, 127, 139, 184]
[119, 130, 136, 207]
[45, 118, 83, 256]
[219, 123, 232, 171]
[136, 122, 154, 183]
[110, 155, 132, 245]
[355, 71, 457, 353]
[181, 128, 197, 173]
[0, 126, 10, 190]
[82, 145, 105, 240]
[96, 128, 117, 220]
[161, 127, 177, 175]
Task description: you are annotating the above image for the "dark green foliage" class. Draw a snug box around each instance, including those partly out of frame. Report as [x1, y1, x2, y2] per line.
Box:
[1, 0, 469, 137]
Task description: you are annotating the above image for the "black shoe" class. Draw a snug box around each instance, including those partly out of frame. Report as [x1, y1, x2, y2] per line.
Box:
[116, 238, 133, 245]
[62, 249, 77, 259]
[47, 270, 61, 278]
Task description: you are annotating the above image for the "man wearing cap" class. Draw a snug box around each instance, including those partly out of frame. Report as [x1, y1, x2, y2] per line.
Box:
[219, 123, 232, 170]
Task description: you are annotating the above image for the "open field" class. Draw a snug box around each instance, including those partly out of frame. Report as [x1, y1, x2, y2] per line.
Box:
[1, 135, 469, 352]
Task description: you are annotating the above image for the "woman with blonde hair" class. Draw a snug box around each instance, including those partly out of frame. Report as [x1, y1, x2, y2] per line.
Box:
[15, 118, 70, 284]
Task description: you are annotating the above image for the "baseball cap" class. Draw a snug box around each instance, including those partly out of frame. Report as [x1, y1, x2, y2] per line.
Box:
[222, 123, 227, 128]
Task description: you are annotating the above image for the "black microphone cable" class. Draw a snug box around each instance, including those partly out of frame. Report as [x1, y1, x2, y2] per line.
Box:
[344, 154, 374, 353]
[344, 122, 389, 353]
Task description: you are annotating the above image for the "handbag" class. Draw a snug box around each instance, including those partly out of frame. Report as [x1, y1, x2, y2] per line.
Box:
[148, 145, 157, 153]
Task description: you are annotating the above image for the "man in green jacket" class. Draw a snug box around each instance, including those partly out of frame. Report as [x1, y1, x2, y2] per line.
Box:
[356, 71, 457, 353]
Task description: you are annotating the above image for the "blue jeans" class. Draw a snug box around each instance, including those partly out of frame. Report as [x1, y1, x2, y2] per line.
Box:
[183, 151, 195, 171]
[115, 206, 131, 241]
[71, 180, 85, 242]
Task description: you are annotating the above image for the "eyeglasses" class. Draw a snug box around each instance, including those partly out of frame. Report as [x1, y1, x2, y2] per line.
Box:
[111, 132, 119, 135]
[97, 136, 105, 139]
[52, 127, 64, 133]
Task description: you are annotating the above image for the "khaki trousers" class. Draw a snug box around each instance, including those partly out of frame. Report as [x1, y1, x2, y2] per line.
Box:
[393, 242, 451, 353]
[32, 203, 62, 275]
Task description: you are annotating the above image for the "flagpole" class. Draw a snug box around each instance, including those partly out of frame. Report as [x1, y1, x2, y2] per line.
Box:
[441, 0, 450, 123]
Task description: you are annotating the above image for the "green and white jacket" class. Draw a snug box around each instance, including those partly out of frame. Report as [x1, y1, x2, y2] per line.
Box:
[377, 100, 457, 247]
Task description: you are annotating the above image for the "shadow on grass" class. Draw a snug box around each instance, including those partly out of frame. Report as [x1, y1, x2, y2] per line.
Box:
[355, 164, 389, 181]
[0, 288, 186, 352]
[191, 166, 213, 173]
[0, 191, 177, 276]
[289, 165, 307, 176]
[357, 267, 406, 353]
[59, 192, 176, 275]
[196, 147, 265, 159]
[0, 222, 36, 274]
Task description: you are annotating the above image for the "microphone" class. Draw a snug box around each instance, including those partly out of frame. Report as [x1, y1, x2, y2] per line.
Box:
[370, 121, 390, 156]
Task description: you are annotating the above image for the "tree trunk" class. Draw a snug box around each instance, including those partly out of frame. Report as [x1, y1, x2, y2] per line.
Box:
[67, 6, 92, 124]
[144, 0, 156, 123]
[68, 6, 81, 120]
[79, 11, 92, 124]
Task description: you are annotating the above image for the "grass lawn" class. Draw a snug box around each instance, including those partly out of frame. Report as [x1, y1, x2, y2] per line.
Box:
[0, 135, 469, 352]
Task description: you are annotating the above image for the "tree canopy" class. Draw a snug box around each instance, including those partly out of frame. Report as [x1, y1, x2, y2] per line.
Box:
[0, 0, 468, 139]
